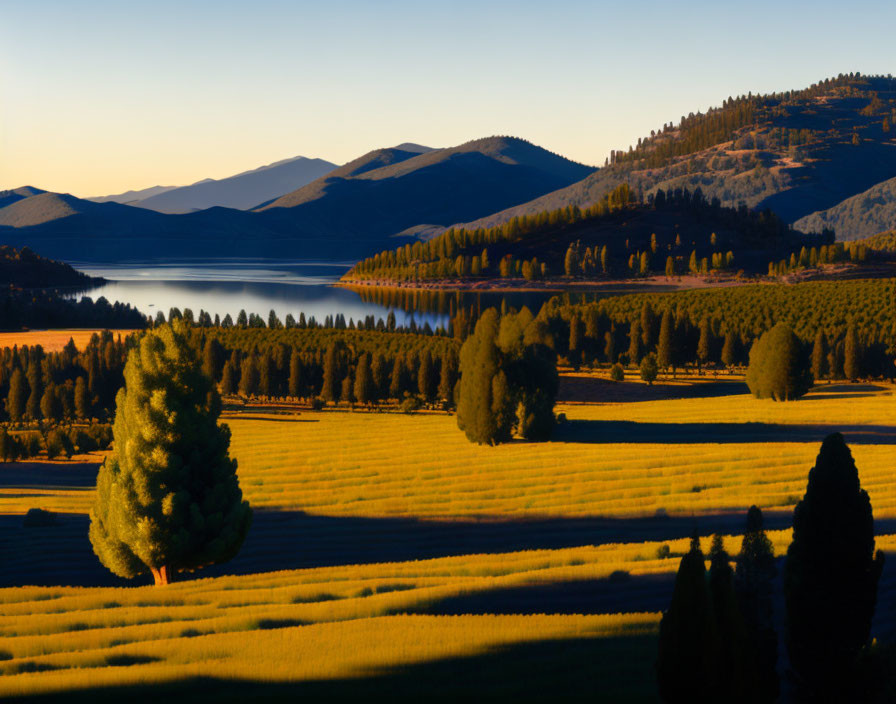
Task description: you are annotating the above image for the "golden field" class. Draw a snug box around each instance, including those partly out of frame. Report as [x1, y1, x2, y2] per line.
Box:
[1, 372, 894, 701]
[0, 330, 136, 353]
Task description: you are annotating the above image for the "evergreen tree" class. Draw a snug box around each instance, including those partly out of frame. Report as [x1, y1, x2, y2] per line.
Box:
[6, 368, 27, 422]
[389, 353, 406, 400]
[657, 534, 721, 703]
[843, 324, 861, 381]
[40, 383, 62, 423]
[708, 535, 748, 701]
[784, 433, 885, 698]
[321, 341, 344, 403]
[811, 329, 829, 382]
[89, 322, 251, 586]
[735, 506, 779, 703]
[746, 323, 813, 401]
[627, 319, 642, 366]
[657, 309, 676, 374]
[457, 309, 513, 445]
[438, 351, 457, 406]
[74, 376, 90, 419]
[25, 363, 42, 420]
[354, 353, 374, 406]
[696, 317, 713, 370]
[568, 314, 583, 369]
[238, 354, 259, 397]
[201, 338, 225, 384]
[417, 350, 436, 403]
[219, 361, 237, 396]
[371, 352, 389, 401]
[288, 348, 303, 399]
[721, 330, 738, 369]
[639, 353, 658, 385]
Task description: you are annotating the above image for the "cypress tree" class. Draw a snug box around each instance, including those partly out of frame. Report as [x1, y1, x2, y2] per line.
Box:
[417, 350, 435, 403]
[321, 341, 343, 403]
[354, 353, 374, 406]
[201, 338, 225, 384]
[389, 353, 405, 400]
[843, 324, 860, 381]
[811, 329, 829, 382]
[656, 534, 721, 703]
[219, 361, 237, 396]
[784, 433, 885, 698]
[371, 352, 388, 401]
[74, 376, 90, 420]
[627, 319, 643, 366]
[438, 351, 457, 406]
[89, 322, 251, 586]
[696, 317, 713, 370]
[40, 383, 62, 423]
[708, 535, 748, 701]
[25, 363, 42, 420]
[721, 330, 738, 369]
[735, 506, 779, 703]
[567, 314, 583, 370]
[6, 368, 27, 422]
[657, 309, 675, 373]
[238, 354, 259, 397]
[288, 349, 303, 399]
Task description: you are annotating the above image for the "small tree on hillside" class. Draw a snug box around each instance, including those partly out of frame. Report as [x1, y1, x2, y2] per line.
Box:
[89, 322, 251, 586]
[784, 433, 885, 698]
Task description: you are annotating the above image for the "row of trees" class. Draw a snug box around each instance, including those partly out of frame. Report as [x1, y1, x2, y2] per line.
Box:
[658, 433, 885, 701]
[769, 240, 871, 276]
[344, 185, 812, 284]
[0, 291, 145, 331]
[0, 423, 112, 461]
[0, 331, 131, 424]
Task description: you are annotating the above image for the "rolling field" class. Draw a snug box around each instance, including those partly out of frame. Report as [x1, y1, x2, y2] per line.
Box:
[1, 373, 894, 700]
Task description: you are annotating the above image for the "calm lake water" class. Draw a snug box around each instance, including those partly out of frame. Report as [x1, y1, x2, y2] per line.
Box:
[70, 261, 566, 329]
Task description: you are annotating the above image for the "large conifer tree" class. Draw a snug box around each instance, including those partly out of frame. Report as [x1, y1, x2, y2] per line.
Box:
[89, 322, 251, 586]
[784, 433, 884, 698]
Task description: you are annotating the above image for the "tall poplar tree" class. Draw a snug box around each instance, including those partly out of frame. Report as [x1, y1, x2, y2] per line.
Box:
[89, 322, 251, 586]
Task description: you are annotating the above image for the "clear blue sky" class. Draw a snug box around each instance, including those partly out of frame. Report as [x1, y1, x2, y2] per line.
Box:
[2, 0, 895, 196]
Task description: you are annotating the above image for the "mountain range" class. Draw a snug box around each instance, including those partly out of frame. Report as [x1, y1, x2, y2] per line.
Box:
[3, 73, 896, 265]
[89, 155, 338, 213]
[0, 137, 594, 262]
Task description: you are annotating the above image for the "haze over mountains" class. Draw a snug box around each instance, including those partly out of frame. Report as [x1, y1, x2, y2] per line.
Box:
[90, 155, 338, 213]
[2, 74, 896, 265]
[0, 137, 593, 262]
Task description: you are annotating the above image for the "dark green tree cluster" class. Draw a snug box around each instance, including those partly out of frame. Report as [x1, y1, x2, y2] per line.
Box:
[343, 184, 812, 284]
[546, 277, 896, 378]
[0, 291, 146, 331]
[0, 423, 112, 461]
[770, 240, 870, 276]
[89, 321, 251, 586]
[657, 518, 777, 704]
[1, 331, 131, 424]
[456, 308, 558, 444]
[745, 323, 814, 401]
[0, 245, 99, 289]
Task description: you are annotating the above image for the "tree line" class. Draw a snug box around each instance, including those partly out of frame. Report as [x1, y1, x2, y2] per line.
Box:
[545, 278, 895, 378]
[344, 184, 822, 284]
[0, 290, 146, 331]
[658, 433, 886, 701]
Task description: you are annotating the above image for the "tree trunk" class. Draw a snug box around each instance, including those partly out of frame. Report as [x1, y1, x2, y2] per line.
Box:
[151, 565, 173, 585]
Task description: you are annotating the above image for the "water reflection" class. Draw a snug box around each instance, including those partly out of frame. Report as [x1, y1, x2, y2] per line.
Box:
[70, 262, 666, 328]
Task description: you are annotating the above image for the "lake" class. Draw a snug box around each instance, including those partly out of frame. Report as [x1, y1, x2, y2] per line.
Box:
[70, 261, 567, 329]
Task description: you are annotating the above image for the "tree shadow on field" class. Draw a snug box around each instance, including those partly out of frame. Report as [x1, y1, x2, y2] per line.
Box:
[4, 631, 659, 704]
[553, 420, 896, 445]
[414, 573, 677, 617]
[558, 374, 748, 404]
[0, 508, 808, 588]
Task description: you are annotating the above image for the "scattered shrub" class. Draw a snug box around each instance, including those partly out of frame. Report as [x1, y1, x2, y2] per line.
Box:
[610, 363, 625, 382]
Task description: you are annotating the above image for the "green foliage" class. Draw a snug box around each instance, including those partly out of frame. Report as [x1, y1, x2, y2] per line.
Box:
[784, 433, 885, 698]
[609, 363, 625, 382]
[746, 323, 813, 401]
[89, 321, 252, 585]
[457, 308, 558, 445]
[639, 353, 658, 385]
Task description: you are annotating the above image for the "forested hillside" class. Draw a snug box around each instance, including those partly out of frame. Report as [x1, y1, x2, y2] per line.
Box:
[0, 245, 100, 289]
[343, 184, 828, 283]
[794, 176, 896, 238]
[457, 74, 896, 238]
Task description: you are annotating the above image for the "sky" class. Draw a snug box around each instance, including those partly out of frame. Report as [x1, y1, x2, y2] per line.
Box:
[2, 0, 895, 197]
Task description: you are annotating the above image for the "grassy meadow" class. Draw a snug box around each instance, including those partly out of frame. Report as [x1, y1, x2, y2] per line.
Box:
[1, 370, 895, 700]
